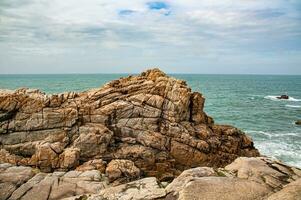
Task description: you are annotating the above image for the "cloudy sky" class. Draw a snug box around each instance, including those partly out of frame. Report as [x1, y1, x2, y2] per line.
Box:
[0, 0, 300, 74]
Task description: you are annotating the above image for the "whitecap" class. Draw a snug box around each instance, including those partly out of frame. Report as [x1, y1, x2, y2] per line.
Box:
[264, 95, 281, 101]
[264, 95, 301, 102]
[285, 105, 301, 108]
[288, 97, 301, 102]
[246, 130, 272, 138]
[246, 130, 300, 139]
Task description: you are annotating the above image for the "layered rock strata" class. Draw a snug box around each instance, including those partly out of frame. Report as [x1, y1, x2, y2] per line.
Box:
[0, 69, 259, 181]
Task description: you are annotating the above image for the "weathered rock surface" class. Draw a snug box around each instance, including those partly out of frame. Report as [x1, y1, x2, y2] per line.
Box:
[0, 68, 259, 181]
[165, 157, 301, 200]
[105, 159, 140, 184]
[267, 179, 301, 200]
[0, 163, 108, 200]
[0, 163, 35, 200]
[5, 157, 294, 200]
[64, 177, 167, 200]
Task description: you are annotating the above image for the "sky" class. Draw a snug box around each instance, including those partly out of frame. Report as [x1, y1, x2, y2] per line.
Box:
[0, 0, 301, 74]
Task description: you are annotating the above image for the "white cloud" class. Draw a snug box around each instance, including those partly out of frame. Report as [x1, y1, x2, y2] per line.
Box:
[0, 0, 300, 73]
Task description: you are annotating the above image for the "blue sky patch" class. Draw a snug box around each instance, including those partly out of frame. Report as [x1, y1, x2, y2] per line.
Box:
[119, 9, 135, 16]
[255, 9, 285, 19]
[147, 1, 169, 10]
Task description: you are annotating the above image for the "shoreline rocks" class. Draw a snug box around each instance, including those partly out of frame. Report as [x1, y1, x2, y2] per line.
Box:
[1, 157, 300, 200]
[0, 68, 259, 181]
[2, 68, 300, 199]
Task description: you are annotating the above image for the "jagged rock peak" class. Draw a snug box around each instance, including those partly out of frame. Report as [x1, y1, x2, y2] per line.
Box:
[141, 67, 166, 79]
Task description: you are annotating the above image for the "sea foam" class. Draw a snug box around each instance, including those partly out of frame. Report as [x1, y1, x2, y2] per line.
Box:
[264, 95, 301, 102]
[285, 104, 301, 108]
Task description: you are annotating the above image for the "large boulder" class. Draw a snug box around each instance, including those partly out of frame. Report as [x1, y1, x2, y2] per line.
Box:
[267, 178, 301, 200]
[165, 157, 301, 200]
[225, 157, 301, 190]
[0, 164, 108, 200]
[0, 68, 259, 180]
[105, 159, 140, 183]
[0, 163, 35, 200]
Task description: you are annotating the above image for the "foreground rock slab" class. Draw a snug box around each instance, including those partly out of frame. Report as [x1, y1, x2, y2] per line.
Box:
[165, 157, 301, 200]
[0, 68, 259, 181]
[64, 177, 166, 200]
[1, 157, 300, 200]
[0, 163, 108, 200]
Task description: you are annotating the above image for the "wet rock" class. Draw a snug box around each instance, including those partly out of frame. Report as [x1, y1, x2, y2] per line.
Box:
[295, 120, 301, 125]
[277, 95, 289, 99]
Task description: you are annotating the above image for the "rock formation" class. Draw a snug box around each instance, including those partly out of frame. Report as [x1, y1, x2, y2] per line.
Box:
[1, 157, 300, 200]
[0, 68, 259, 182]
[1, 68, 301, 200]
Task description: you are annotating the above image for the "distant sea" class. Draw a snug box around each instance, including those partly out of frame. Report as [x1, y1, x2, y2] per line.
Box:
[0, 74, 300, 167]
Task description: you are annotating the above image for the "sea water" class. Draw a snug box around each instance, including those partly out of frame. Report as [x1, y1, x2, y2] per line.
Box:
[0, 74, 300, 167]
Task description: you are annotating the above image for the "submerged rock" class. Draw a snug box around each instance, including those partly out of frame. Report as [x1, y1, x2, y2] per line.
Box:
[277, 95, 289, 99]
[295, 120, 301, 125]
[0, 68, 259, 181]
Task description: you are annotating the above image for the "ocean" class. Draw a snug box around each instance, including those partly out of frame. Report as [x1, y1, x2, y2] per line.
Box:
[0, 74, 300, 167]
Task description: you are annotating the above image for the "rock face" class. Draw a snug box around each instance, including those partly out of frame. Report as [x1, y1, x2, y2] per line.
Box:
[165, 157, 301, 200]
[0, 163, 108, 200]
[1, 68, 300, 200]
[0, 68, 259, 181]
[4, 157, 294, 200]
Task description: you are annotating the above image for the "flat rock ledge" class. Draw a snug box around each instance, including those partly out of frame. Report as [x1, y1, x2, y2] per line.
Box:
[0, 68, 259, 182]
[0, 157, 300, 200]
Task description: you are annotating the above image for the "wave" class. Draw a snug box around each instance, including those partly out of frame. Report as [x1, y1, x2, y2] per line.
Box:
[255, 141, 301, 168]
[285, 104, 301, 108]
[247, 130, 301, 168]
[246, 130, 300, 139]
[264, 95, 301, 102]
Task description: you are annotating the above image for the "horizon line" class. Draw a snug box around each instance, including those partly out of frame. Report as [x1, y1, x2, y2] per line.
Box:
[0, 72, 300, 76]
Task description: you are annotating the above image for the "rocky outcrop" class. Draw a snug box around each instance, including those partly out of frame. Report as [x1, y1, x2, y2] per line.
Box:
[164, 157, 301, 200]
[68, 177, 167, 200]
[295, 120, 301, 125]
[0, 68, 259, 181]
[2, 157, 296, 200]
[0, 163, 108, 200]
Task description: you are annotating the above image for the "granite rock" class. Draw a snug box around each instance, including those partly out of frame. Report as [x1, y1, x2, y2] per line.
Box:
[0, 68, 259, 181]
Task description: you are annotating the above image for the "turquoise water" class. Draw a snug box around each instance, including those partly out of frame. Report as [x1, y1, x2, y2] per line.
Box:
[0, 74, 300, 167]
